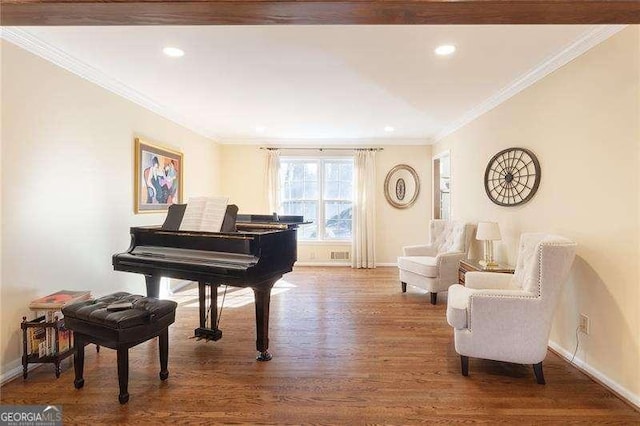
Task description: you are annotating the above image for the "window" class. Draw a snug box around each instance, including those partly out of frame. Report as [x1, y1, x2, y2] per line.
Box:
[280, 158, 353, 241]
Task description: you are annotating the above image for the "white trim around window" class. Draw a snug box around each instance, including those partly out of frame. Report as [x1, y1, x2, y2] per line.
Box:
[279, 156, 354, 242]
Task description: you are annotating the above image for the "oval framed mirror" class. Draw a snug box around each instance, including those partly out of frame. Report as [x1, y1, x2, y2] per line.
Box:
[384, 164, 420, 209]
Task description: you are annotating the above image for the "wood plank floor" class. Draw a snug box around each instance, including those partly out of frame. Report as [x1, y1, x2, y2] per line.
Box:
[2, 267, 639, 424]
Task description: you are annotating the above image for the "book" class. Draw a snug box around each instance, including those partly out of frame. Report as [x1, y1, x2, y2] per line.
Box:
[32, 326, 46, 357]
[58, 329, 70, 353]
[26, 328, 33, 355]
[29, 290, 91, 310]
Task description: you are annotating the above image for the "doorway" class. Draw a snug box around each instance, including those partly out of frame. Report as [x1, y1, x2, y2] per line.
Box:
[433, 152, 451, 220]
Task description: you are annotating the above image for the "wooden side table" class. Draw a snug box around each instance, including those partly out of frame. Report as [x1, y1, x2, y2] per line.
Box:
[458, 259, 515, 285]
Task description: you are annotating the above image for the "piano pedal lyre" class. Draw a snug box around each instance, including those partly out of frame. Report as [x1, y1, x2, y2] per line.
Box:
[195, 282, 223, 341]
[194, 327, 222, 341]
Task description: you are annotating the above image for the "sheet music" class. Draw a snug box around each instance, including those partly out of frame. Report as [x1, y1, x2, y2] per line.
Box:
[179, 196, 229, 232]
[199, 196, 229, 232]
[179, 197, 207, 231]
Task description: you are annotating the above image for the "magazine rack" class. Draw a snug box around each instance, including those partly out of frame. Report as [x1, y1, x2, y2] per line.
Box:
[21, 315, 74, 378]
[22, 290, 97, 379]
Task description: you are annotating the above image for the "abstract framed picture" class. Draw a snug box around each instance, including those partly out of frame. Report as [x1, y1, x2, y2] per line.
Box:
[134, 137, 184, 213]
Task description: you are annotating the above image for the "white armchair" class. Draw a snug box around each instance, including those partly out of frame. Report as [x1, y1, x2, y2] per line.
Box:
[446, 233, 577, 384]
[398, 220, 475, 305]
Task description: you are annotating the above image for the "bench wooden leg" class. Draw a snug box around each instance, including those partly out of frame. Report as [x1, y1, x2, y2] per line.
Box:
[430, 292, 438, 305]
[159, 328, 169, 380]
[401, 282, 407, 293]
[73, 334, 85, 389]
[117, 347, 129, 404]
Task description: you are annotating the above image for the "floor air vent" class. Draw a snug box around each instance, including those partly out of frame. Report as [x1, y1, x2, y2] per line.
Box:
[330, 251, 350, 260]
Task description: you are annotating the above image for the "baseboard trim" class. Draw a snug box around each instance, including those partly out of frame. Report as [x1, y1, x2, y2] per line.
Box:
[1, 358, 42, 386]
[295, 262, 397, 267]
[295, 262, 350, 267]
[548, 340, 640, 411]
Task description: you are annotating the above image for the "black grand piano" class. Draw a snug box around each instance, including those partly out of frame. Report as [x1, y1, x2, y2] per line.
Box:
[112, 204, 304, 361]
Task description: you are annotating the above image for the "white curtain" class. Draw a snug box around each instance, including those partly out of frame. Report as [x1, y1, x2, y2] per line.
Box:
[352, 149, 376, 268]
[265, 149, 281, 214]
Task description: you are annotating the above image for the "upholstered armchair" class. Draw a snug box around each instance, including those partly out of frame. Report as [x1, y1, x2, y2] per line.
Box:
[398, 220, 475, 305]
[446, 233, 577, 384]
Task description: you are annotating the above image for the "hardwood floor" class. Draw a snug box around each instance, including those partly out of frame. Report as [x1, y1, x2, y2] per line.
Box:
[2, 267, 639, 424]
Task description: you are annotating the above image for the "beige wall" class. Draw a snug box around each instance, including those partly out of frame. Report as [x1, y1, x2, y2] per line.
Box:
[434, 27, 640, 401]
[375, 146, 432, 264]
[220, 144, 431, 264]
[0, 41, 221, 379]
[220, 145, 270, 213]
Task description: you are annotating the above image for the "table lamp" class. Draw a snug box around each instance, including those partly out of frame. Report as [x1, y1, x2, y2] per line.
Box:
[476, 222, 501, 267]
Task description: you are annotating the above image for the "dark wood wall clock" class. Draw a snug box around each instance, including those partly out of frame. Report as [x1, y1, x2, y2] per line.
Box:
[484, 147, 541, 207]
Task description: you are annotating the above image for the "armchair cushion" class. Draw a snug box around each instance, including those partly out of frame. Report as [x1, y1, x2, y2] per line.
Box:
[397, 256, 437, 278]
[402, 244, 437, 257]
[513, 233, 543, 293]
[464, 272, 518, 290]
[432, 220, 466, 253]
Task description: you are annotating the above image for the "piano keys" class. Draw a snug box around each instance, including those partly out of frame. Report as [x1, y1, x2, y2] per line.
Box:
[112, 206, 305, 361]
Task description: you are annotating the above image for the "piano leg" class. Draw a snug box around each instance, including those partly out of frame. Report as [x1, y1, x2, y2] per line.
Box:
[195, 281, 222, 341]
[253, 281, 275, 361]
[145, 275, 161, 299]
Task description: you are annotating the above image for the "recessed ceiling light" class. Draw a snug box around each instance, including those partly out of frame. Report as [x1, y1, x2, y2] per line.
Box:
[384, 126, 395, 132]
[435, 45, 456, 56]
[163, 47, 185, 58]
[256, 126, 267, 133]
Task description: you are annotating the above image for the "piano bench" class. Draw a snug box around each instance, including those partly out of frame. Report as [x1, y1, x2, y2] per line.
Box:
[61, 292, 177, 404]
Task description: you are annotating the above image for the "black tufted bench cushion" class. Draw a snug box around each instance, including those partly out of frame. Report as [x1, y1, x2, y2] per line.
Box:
[62, 292, 177, 404]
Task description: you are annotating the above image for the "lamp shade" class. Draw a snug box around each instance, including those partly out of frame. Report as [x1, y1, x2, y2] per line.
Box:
[476, 222, 501, 241]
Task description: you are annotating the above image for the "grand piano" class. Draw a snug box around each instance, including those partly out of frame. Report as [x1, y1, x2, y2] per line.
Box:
[112, 204, 304, 361]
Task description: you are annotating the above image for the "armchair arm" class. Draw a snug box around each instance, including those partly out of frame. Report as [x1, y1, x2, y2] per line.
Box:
[446, 284, 531, 330]
[465, 292, 550, 363]
[403, 244, 437, 256]
[465, 271, 517, 290]
[435, 251, 465, 271]
[435, 251, 465, 285]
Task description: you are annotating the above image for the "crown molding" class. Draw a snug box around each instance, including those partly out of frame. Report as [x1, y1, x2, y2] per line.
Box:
[434, 24, 627, 143]
[1, 25, 626, 146]
[0, 27, 217, 141]
[218, 137, 431, 146]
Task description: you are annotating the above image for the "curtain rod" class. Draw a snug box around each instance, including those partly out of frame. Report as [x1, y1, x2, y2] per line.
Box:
[260, 147, 383, 152]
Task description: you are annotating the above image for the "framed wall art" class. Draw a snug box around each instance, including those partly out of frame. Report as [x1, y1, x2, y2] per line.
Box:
[384, 164, 420, 209]
[484, 147, 541, 207]
[134, 137, 183, 213]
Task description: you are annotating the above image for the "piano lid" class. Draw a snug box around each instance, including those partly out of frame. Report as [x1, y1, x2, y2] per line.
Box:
[236, 214, 308, 230]
[161, 202, 308, 232]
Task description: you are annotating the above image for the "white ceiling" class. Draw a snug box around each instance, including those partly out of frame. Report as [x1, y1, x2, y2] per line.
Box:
[9, 25, 620, 144]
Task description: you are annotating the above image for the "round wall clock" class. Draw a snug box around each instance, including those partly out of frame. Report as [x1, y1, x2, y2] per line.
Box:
[484, 147, 541, 207]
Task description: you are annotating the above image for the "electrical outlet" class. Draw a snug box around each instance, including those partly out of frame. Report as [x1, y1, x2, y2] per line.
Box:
[309, 252, 316, 260]
[578, 314, 590, 335]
